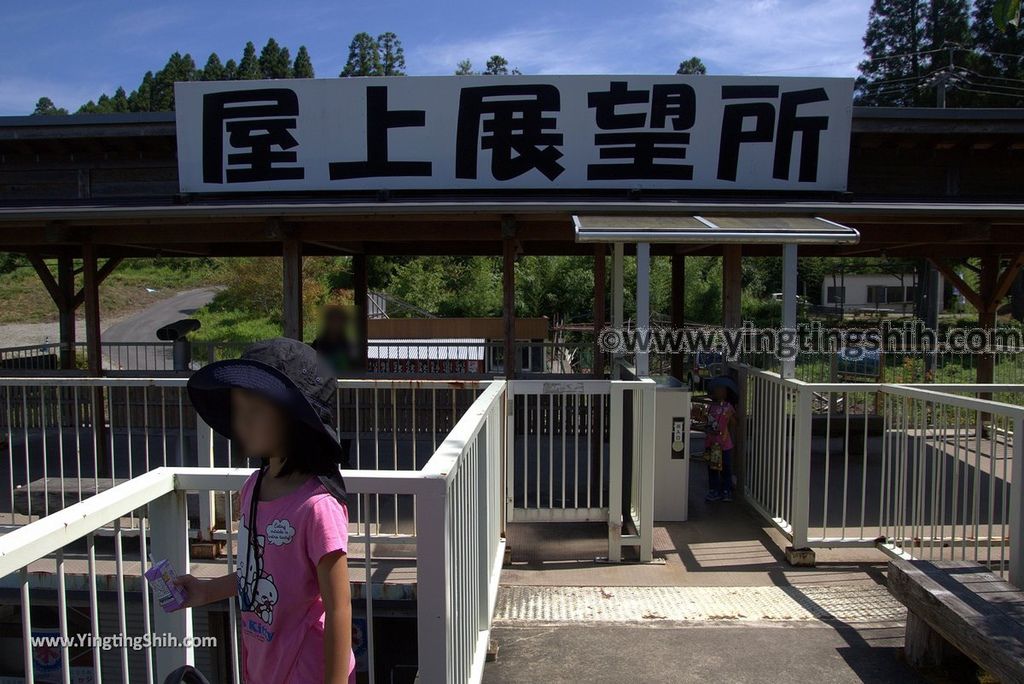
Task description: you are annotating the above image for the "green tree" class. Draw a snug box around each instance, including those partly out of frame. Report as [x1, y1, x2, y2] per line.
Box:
[455, 59, 475, 75]
[259, 38, 293, 79]
[293, 46, 314, 78]
[676, 56, 707, 75]
[923, 0, 971, 105]
[237, 41, 261, 80]
[387, 257, 501, 317]
[377, 32, 406, 75]
[856, 0, 927, 105]
[109, 86, 130, 111]
[31, 97, 68, 115]
[993, 0, 1022, 29]
[150, 52, 197, 110]
[340, 32, 382, 76]
[201, 53, 225, 81]
[972, 0, 1024, 105]
[483, 55, 521, 75]
[223, 58, 239, 80]
[128, 71, 156, 111]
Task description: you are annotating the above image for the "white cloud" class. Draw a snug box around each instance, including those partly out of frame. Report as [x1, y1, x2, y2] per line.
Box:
[651, 0, 872, 76]
[0, 75, 109, 116]
[413, 0, 872, 77]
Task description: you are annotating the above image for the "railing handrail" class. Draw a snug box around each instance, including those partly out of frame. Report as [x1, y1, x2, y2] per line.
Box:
[0, 379, 505, 578]
[0, 465, 447, 579]
[731, 362, 1024, 417]
[0, 376, 490, 390]
[421, 380, 506, 482]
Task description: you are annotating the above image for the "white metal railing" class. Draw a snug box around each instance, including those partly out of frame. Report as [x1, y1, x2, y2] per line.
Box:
[0, 338, 605, 377]
[0, 377, 485, 534]
[0, 379, 507, 684]
[735, 364, 1023, 586]
[505, 375, 656, 562]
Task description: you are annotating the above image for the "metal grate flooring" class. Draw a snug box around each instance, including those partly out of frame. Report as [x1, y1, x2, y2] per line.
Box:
[494, 584, 907, 624]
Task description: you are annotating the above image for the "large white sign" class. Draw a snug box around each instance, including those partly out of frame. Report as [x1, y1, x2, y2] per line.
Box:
[175, 75, 853, 193]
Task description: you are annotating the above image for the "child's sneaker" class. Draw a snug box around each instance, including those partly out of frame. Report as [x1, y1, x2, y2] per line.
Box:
[705, 491, 721, 502]
[721, 491, 733, 502]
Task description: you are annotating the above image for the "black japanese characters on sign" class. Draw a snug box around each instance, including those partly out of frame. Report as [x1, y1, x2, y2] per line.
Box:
[202, 89, 304, 183]
[328, 86, 431, 179]
[586, 81, 697, 180]
[716, 84, 831, 183]
[179, 76, 852, 192]
[455, 84, 564, 181]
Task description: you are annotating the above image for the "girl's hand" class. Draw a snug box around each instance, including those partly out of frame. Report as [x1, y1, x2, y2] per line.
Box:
[170, 572, 238, 609]
[172, 574, 207, 609]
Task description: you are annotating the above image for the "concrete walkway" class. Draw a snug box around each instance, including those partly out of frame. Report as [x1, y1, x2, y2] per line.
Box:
[484, 461, 933, 683]
[484, 622, 927, 683]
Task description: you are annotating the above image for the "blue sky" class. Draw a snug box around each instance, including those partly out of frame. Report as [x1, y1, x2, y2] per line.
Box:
[0, 0, 873, 115]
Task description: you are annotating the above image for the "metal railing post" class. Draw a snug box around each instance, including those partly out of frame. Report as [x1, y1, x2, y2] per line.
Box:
[148, 488, 194, 678]
[1010, 415, 1023, 588]
[790, 384, 813, 549]
[607, 383, 624, 562]
[415, 477, 449, 682]
[505, 382, 516, 526]
[638, 381, 656, 562]
[196, 416, 215, 542]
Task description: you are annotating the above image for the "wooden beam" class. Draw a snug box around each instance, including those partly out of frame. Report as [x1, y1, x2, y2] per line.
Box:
[282, 237, 303, 340]
[26, 253, 65, 309]
[353, 254, 369, 372]
[928, 259, 984, 312]
[502, 219, 517, 380]
[82, 244, 102, 376]
[95, 256, 123, 285]
[978, 255, 998, 389]
[722, 245, 742, 329]
[57, 254, 76, 370]
[671, 252, 686, 381]
[592, 244, 606, 378]
[991, 252, 1024, 311]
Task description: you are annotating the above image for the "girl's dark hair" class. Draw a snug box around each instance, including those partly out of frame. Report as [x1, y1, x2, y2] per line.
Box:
[276, 422, 341, 478]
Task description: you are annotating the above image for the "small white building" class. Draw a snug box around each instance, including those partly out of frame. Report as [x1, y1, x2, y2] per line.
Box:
[820, 273, 942, 313]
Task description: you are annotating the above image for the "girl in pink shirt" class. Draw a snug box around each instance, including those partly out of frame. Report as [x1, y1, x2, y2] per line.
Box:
[177, 338, 356, 683]
[704, 377, 738, 503]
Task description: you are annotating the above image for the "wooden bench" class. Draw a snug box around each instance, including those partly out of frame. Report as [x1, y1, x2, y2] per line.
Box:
[888, 559, 1024, 684]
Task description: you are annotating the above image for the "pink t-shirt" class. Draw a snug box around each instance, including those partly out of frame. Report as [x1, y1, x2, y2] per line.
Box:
[237, 472, 355, 683]
[706, 401, 735, 451]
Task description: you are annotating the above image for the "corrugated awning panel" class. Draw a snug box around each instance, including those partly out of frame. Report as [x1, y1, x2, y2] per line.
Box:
[573, 214, 860, 244]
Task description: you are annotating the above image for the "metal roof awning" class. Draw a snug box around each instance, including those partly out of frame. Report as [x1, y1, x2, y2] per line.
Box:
[572, 214, 861, 245]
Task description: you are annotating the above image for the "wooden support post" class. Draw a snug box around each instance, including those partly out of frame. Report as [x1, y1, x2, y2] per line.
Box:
[57, 254, 76, 370]
[977, 254, 998, 394]
[781, 244, 798, 379]
[353, 254, 369, 373]
[82, 244, 102, 376]
[612, 243, 624, 378]
[593, 245, 606, 379]
[671, 252, 686, 381]
[82, 244, 108, 477]
[282, 237, 303, 340]
[502, 227, 517, 380]
[722, 245, 742, 329]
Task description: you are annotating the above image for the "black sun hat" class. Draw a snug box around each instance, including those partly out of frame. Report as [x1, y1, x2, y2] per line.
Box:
[187, 337, 346, 502]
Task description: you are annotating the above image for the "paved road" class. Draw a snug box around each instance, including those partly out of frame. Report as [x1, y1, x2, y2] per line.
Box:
[99, 287, 220, 370]
[102, 287, 220, 343]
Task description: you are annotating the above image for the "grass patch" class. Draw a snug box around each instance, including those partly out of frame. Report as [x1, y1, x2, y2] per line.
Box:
[0, 258, 224, 324]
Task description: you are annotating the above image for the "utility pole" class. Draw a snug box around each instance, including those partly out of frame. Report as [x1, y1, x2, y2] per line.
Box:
[935, 46, 955, 108]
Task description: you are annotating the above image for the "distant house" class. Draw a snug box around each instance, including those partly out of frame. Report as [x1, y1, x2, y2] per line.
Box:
[821, 273, 941, 314]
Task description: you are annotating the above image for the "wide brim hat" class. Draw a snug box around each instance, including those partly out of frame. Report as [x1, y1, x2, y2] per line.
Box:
[187, 338, 347, 500]
[706, 375, 739, 400]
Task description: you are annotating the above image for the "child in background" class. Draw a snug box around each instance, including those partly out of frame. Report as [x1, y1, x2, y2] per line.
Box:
[174, 338, 355, 684]
[704, 376, 738, 503]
